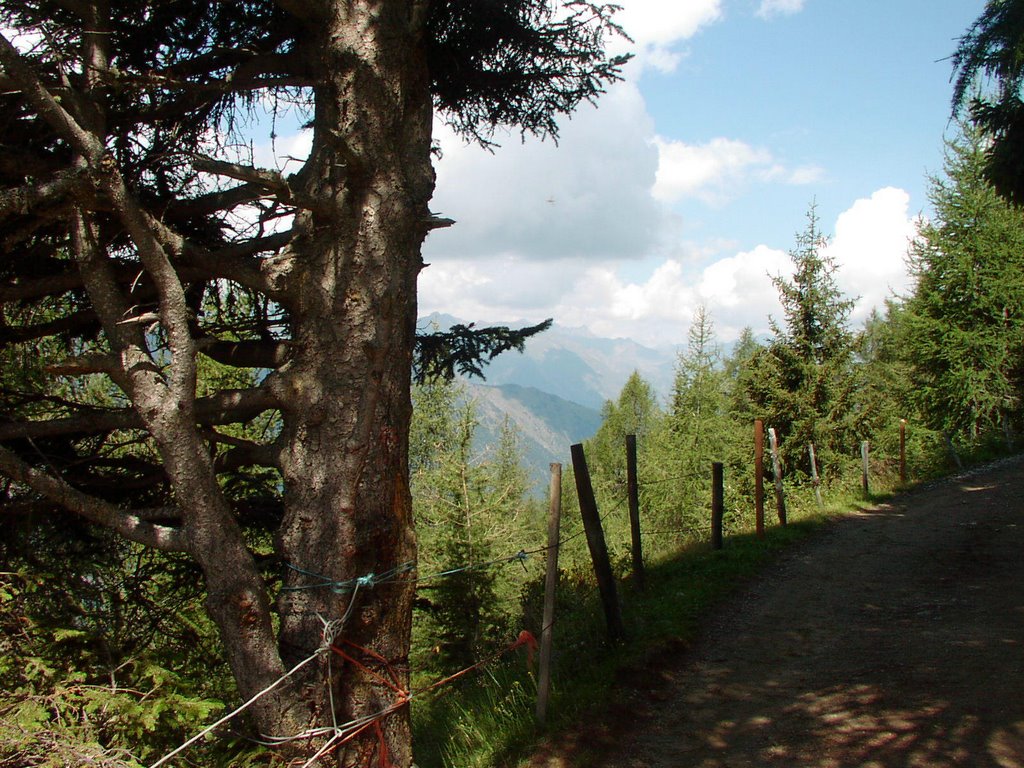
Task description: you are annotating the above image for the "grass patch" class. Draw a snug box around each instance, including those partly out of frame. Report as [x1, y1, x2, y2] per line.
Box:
[410, 496, 836, 768]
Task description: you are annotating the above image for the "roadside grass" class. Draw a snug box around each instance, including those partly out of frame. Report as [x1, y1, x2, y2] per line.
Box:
[409, 480, 880, 768]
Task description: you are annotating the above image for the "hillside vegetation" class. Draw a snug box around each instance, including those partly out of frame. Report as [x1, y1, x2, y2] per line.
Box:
[5, 119, 1024, 767]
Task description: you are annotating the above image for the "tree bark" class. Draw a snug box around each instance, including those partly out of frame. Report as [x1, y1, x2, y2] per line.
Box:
[269, 3, 433, 764]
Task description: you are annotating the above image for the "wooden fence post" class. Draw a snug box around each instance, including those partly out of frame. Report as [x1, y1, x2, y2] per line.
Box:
[754, 419, 765, 540]
[861, 440, 870, 496]
[570, 443, 625, 641]
[899, 419, 907, 485]
[625, 434, 645, 590]
[808, 443, 823, 508]
[768, 427, 787, 525]
[536, 463, 561, 725]
[711, 462, 724, 550]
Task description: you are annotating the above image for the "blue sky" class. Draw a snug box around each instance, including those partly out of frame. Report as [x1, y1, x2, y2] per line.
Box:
[651, 0, 981, 247]
[417, 0, 988, 348]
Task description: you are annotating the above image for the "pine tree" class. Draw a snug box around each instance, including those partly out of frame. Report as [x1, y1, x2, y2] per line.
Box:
[587, 371, 662, 491]
[749, 203, 856, 474]
[952, 0, 1024, 203]
[410, 379, 529, 670]
[669, 305, 725, 445]
[655, 306, 735, 535]
[723, 326, 763, 425]
[849, 303, 942, 480]
[902, 126, 1024, 449]
[0, 1, 626, 761]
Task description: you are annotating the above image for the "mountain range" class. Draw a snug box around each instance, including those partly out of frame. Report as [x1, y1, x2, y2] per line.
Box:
[420, 314, 679, 494]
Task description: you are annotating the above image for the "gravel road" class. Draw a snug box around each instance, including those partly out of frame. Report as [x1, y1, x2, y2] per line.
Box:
[527, 456, 1024, 768]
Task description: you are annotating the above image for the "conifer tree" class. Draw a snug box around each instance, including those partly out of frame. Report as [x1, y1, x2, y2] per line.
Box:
[655, 306, 734, 534]
[952, 0, 1024, 202]
[588, 371, 662, 491]
[903, 126, 1024, 448]
[748, 204, 856, 474]
[669, 305, 725, 445]
[723, 326, 763, 425]
[0, 1, 626, 762]
[410, 380, 529, 670]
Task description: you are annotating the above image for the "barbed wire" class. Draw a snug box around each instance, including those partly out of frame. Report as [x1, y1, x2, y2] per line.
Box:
[151, 615, 542, 767]
[282, 560, 417, 595]
[278, 494, 626, 599]
[641, 527, 704, 537]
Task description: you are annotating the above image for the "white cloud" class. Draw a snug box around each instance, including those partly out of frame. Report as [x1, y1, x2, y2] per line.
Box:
[419, 189, 920, 349]
[426, 81, 664, 263]
[783, 165, 827, 185]
[419, 257, 578, 321]
[824, 187, 920, 323]
[419, 245, 790, 348]
[611, 0, 723, 73]
[251, 130, 311, 173]
[652, 137, 823, 204]
[756, 0, 806, 20]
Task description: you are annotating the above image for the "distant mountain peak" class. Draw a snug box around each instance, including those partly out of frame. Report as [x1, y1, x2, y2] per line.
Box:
[417, 313, 677, 409]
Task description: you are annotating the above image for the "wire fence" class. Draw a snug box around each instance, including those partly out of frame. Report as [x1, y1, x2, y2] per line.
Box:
[148, 429, 803, 767]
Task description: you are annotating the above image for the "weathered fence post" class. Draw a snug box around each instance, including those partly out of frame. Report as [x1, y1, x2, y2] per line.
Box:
[861, 440, 870, 496]
[768, 427, 787, 525]
[570, 443, 625, 641]
[808, 442, 823, 508]
[536, 463, 561, 725]
[899, 419, 907, 485]
[625, 434, 644, 590]
[711, 462, 724, 550]
[754, 419, 765, 540]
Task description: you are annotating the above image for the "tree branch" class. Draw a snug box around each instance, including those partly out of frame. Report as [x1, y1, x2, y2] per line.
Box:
[0, 443, 189, 552]
[0, 167, 91, 221]
[1, 309, 100, 345]
[0, 386, 279, 442]
[205, 429, 282, 471]
[191, 154, 292, 194]
[0, 32, 104, 162]
[165, 182, 267, 221]
[196, 338, 292, 369]
[150, 214, 294, 299]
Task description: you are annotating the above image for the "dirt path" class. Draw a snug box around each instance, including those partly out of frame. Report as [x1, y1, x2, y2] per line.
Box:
[527, 456, 1024, 768]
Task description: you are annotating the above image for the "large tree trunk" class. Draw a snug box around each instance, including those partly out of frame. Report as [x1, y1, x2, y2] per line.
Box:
[270, 2, 433, 764]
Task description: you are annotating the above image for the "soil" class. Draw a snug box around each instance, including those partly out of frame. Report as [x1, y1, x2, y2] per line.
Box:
[524, 456, 1024, 768]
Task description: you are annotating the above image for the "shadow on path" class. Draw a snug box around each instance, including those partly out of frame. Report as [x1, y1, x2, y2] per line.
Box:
[529, 458, 1024, 768]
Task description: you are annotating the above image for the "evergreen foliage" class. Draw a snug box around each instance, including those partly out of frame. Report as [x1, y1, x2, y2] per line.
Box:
[0, 0, 625, 761]
[722, 326, 763, 426]
[850, 304, 944, 483]
[747, 204, 856, 475]
[902, 126, 1024, 448]
[952, 0, 1024, 202]
[586, 371, 662, 493]
[651, 307, 737, 536]
[410, 378, 534, 671]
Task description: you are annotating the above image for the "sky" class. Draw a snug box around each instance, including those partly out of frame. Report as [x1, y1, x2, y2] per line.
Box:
[416, 0, 988, 349]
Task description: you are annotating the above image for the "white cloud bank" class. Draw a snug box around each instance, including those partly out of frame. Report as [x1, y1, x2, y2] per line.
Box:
[419, 188, 919, 349]
[825, 186, 920, 321]
[427, 81, 664, 262]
